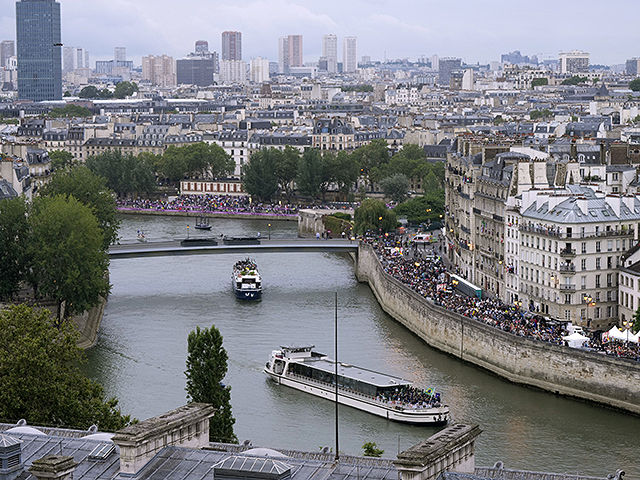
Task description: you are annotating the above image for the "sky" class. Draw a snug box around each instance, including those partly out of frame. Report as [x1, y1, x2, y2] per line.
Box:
[0, 0, 638, 67]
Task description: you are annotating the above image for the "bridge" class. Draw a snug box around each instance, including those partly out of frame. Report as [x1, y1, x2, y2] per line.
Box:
[108, 238, 359, 259]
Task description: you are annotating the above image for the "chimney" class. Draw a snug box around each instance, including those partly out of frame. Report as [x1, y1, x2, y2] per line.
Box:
[577, 197, 589, 215]
[112, 403, 216, 476]
[608, 195, 622, 217]
[0, 435, 23, 480]
[28, 456, 77, 480]
[623, 195, 635, 212]
[393, 424, 482, 480]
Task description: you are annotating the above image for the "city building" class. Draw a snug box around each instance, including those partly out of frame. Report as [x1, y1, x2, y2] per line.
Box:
[250, 57, 269, 83]
[176, 56, 216, 86]
[222, 31, 242, 61]
[626, 58, 640, 76]
[95, 60, 133, 75]
[559, 50, 590, 75]
[114, 46, 126, 62]
[322, 34, 338, 73]
[278, 36, 289, 74]
[195, 40, 209, 54]
[438, 58, 461, 86]
[63, 46, 87, 73]
[1, 40, 15, 68]
[343, 37, 357, 73]
[288, 35, 303, 68]
[142, 54, 176, 87]
[16, 0, 62, 101]
[220, 60, 247, 84]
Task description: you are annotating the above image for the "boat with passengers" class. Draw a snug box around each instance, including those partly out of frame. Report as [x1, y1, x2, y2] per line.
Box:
[232, 258, 262, 300]
[264, 345, 449, 425]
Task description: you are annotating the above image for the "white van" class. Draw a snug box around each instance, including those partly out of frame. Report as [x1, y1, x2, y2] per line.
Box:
[412, 233, 432, 244]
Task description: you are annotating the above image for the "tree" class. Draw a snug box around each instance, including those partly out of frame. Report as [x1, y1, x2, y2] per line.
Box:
[352, 139, 390, 191]
[354, 198, 397, 234]
[49, 150, 75, 170]
[39, 166, 121, 249]
[380, 173, 409, 203]
[275, 146, 300, 203]
[562, 76, 588, 86]
[297, 148, 324, 199]
[531, 78, 548, 88]
[113, 81, 139, 99]
[394, 190, 445, 225]
[242, 149, 280, 202]
[634, 306, 640, 334]
[48, 104, 92, 118]
[78, 86, 100, 99]
[185, 325, 237, 443]
[362, 442, 384, 457]
[0, 197, 30, 301]
[333, 151, 359, 201]
[630, 79, 640, 92]
[86, 150, 156, 197]
[0, 304, 133, 430]
[29, 195, 111, 321]
[423, 171, 439, 192]
[157, 145, 188, 183]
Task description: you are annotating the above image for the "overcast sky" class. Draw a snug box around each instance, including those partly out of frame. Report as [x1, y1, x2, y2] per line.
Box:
[0, 0, 638, 66]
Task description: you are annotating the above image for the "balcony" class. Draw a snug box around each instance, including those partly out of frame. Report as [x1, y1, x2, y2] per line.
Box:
[559, 284, 576, 292]
[493, 214, 504, 222]
[559, 264, 576, 273]
[520, 224, 565, 238]
[473, 207, 481, 215]
[560, 248, 576, 257]
[461, 225, 471, 234]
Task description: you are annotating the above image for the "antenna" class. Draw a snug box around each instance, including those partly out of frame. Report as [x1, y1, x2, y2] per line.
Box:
[334, 286, 339, 462]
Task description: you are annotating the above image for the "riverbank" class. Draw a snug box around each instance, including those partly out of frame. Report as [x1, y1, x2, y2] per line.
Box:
[117, 207, 297, 221]
[356, 241, 640, 415]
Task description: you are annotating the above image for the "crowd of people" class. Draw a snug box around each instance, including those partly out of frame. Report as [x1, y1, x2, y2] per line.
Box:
[376, 385, 443, 409]
[116, 195, 334, 217]
[364, 234, 640, 361]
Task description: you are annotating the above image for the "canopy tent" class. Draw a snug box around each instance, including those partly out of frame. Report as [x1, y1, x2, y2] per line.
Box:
[603, 326, 639, 344]
[562, 332, 590, 349]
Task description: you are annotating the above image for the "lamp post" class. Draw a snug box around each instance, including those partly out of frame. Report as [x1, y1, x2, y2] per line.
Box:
[268, 223, 271, 240]
[622, 319, 631, 343]
[378, 216, 383, 235]
[583, 294, 594, 327]
[187, 224, 190, 239]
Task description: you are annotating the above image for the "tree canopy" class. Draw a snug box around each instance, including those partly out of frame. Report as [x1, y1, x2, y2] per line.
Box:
[351, 139, 390, 190]
[0, 304, 133, 430]
[275, 146, 300, 204]
[86, 150, 156, 197]
[49, 150, 75, 170]
[630, 79, 640, 92]
[531, 78, 548, 88]
[113, 81, 139, 99]
[78, 86, 113, 99]
[48, 104, 92, 118]
[39, 166, 121, 249]
[562, 76, 589, 86]
[242, 148, 280, 202]
[394, 190, 445, 225]
[380, 173, 409, 203]
[354, 198, 397, 234]
[29, 195, 111, 320]
[0, 196, 30, 301]
[185, 325, 237, 443]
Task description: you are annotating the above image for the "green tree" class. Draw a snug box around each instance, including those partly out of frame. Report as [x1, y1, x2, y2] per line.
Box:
[157, 145, 188, 183]
[333, 151, 359, 201]
[275, 146, 300, 203]
[78, 86, 100, 99]
[86, 150, 156, 197]
[48, 104, 92, 118]
[99, 88, 113, 99]
[185, 325, 238, 443]
[242, 149, 280, 202]
[297, 148, 324, 199]
[354, 198, 397, 234]
[49, 150, 75, 170]
[113, 81, 139, 99]
[380, 173, 409, 203]
[0, 197, 31, 301]
[423, 171, 439, 192]
[362, 442, 384, 457]
[352, 139, 390, 191]
[0, 304, 133, 430]
[562, 76, 588, 86]
[633, 306, 640, 333]
[531, 78, 548, 87]
[29, 195, 111, 321]
[394, 190, 445, 225]
[629, 79, 640, 92]
[39, 166, 121, 249]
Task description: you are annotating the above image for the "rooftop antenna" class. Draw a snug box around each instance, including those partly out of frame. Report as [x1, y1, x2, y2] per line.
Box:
[334, 284, 339, 462]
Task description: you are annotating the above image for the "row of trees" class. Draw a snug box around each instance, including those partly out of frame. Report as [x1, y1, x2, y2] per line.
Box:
[78, 81, 139, 100]
[242, 140, 445, 203]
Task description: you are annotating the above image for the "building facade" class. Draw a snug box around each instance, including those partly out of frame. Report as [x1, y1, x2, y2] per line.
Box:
[438, 58, 461, 86]
[222, 31, 242, 61]
[322, 34, 338, 73]
[250, 57, 269, 83]
[176, 57, 216, 86]
[220, 60, 247, 84]
[16, 0, 62, 101]
[1, 40, 15, 68]
[559, 51, 590, 75]
[142, 55, 176, 87]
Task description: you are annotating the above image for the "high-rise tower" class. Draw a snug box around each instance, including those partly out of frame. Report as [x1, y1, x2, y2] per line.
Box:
[322, 34, 337, 73]
[16, 0, 62, 101]
[343, 37, 357, 73]
[222, 31, 242, 61]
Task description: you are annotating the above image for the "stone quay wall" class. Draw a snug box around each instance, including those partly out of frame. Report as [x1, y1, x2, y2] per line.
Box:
[356, 242, 640, 415]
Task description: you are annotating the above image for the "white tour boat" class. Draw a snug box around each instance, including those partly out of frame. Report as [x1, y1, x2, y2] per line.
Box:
[232, 258, 262, 300]
[264, 345, 450, 425]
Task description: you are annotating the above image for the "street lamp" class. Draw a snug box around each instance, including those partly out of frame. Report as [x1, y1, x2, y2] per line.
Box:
[622, 319, 631, 343]
[378, 216, 383, 235]
[268, 223, 271, 240]
[583, 294, 594, 326]
[187, 224, 190, 239]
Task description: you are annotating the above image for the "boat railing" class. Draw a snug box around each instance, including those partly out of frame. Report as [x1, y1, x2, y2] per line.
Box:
[286, 372, 441, 411]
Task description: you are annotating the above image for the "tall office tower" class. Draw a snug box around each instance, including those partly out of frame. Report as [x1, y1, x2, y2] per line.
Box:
[1, 40, 15, 68]
[220, 59, 247, 84]
[222, 31, 242, 61]
[114, 47, 126, 62]
[559, 50, 589, 74]
[142, 55, 176, 87]
[288, 35, 303, 67]
[63, 46, 75, 73]
[195, 40, 209, 54]
[626, 58, 640, 76]
[76, 48, 84, 69]
[431, 54, 439, 71]
[438, 57, 461, 85]
[16, 0, 62, 101]
[322, 34, 337, 73]
[84, 51, 90, 69]
[278, 36, 289, 73]
[250, 56, 269, 83]
[343, 37, 357, 73]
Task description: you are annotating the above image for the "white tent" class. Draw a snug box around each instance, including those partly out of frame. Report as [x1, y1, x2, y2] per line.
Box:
[562, 332, 590, 349]
[604, 326, 639, 343]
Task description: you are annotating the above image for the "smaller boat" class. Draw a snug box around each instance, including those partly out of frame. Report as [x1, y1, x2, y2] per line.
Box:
[232, 258, 262, 300]
[137, 230, 147, 242]
[195, 216, 211, 230]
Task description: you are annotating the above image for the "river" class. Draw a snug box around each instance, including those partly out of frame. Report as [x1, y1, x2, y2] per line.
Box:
[84, 213, 639, 479]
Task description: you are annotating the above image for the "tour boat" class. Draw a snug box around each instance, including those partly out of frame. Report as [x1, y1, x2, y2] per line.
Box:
[194, 216, 211, 230]
[232, 259, 262, 300]
[264, 345, 450, 425]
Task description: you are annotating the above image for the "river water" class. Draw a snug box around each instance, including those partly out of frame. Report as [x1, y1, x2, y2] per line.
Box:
[84, 214, 639, 479]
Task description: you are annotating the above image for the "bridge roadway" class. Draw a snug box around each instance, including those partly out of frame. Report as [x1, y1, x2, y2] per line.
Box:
[108, 238, 358, 259]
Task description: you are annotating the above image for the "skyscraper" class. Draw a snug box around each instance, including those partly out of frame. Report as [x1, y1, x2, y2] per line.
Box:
[559, 50, 589, 74]
[222, 31, 242, 61]
[322, 34, 337, 73]
[278, 36, 289, 74]
[288, 35, 303, 68]
[16, 0, 62, 101]
[1, 40, 15, 68]
[343, 37, 357, 73]
[195, 40, 209, 54]
[438, 57, 461, 85]
[114, 47, 126, 62]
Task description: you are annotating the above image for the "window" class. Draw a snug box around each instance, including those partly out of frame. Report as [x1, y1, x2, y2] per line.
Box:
[565, 294, 572, 304]
[607, 257, 612, 269]
[565, 310, 571, 320]
[596, 241, 601, 252]
[581, 242, 587, 254]
[596, 258, 601, 270]
[607, 273, 613, 287]
[581, 258, 587, 270]
[581, 276, 586, 289]
[607, 240, 613, 252]
[596, 275, 601, 288]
